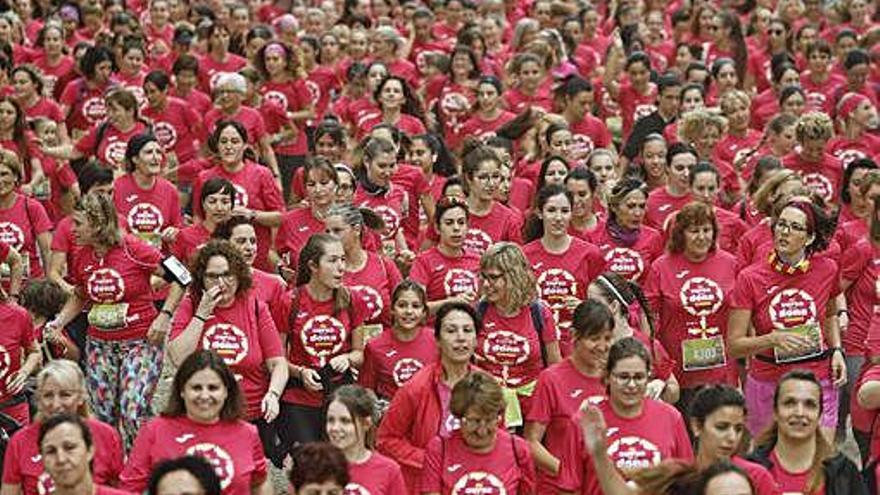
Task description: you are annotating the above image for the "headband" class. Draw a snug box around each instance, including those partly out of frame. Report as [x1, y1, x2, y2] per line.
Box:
[264, 42, 286, 58]
[783, 199, 816, 233]
[837, 92, 870, 121]
[596, 275, 627, 307]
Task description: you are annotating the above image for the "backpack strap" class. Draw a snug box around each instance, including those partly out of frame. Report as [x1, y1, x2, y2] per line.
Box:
[529, 301, 547, 368]
[476, 299, 488, 319]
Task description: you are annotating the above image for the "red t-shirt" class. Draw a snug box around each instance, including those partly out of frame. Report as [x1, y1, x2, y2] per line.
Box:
[827, 134, 880, 170]
[715, 207, 749, 254]
[283, 286, 370, 407]
[203, 106, 267, 147]
[645, 188, 692, 230]
[463, 202, 523, 256]
[589, 221, 664, 284]
[197, 53, 248, 93]
[527, 359, 605, 492]
[715, 130, 763, 169]
[359, 113, 426, 140]
[783, 152, 843, 205]
[353, 184, 410, 249]
[170, 223, 211, 266]
[347, 451, 408, 495]
[38, 157, 76, 225]
[22, 97, 64, 124]
[729, 256, 840, 382]
[840, 238, 880, 357]
[454, 111, 517, 151]
[74, 121, 148, 170]
[171, 88, 213, 117]
[503, 85, 554, 113]
[120, 416, 267, 495]
[113, 175, 182, 252]
[251, 269, 290, 338]
[644, 250, 739, 388]
[523, 238, 604, 357]
[801, 72, 846, 114]
[409, 247, 480, 303]
[359, 326, 437, 400]
[570, 114, 613, 160]
[274, 208, 326, 267]
[392, 164, 429, 249]
[69, 234, 162, 341]
[769, 450, 818, 495]
[732, 456, 781, 495]
[171, 292, 284, 420]
[0, 194, 51, 280]
[305, 65, 341, 122]
[2, 418, 123, 495]
[617, 81, 658, 140]
[30, 53, 76, 99]
[0, 303, 33, 424]
[259, 79, 311, 156]
[60, 79, 114, 134]
[141, 96, 204, 164]
[344, 252, 402, 325]
[421, 429, 536, 495]
[192, 162, 285, 272]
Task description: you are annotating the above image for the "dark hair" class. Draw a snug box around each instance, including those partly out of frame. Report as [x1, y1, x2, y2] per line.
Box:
[667, 201, 718, 254]
[554, 74, 593, 99]
[327, 385, 378, 447]
[565, 166, 598, 191]
[391, 280, 427, 328]
[39, 413, 92, 451]
[771, 62, 799, 87]
[11, 65, 44, 96]
[211, 216, 253, 242]
[21, 279, 68, 320]
[207, 120, 248, 156]
[778, 85, 806, 107]
[625, 51, 652, 71]
[591, 272, 657, 340]
[172, 53, 200, 75]
[124, 132, 159, 173]
[717, 10, 749, 83]
[296, 233, 351, 315]
[409, 133, 456, 177]
[374, 75, 425, 124]
[774, 199, 836, 254]
[434, 195, 469, 228]
[200, 177, 235, 210]
[666, 141, 698, 168]
[446, 45, 480, 80]
[189, 240, 253, 299]
[80, 45, 114, 80]
[695, 461, 755, 495]
[841, 157, 878, 204]
[534, 154, 570, 197]
[689, 161, 720, 186]
[147, 456, 222, 495]
[688, 385, 746, 427]
[746, 156, 783, 196]
[78, 160, 115, 194]
[680, 82, 706, 103]
[288, 443, 349, 490]
[434, 301, 481, 339]
[657, 73, 682, 94]
[312, 121, 347, 151]
[572, 299, 614, 341]
[606, 336, 652, 375]
[164, 350, 245, 421]
[144, 70, 171, 92]
[844, 48, 870, 70]
[523, 184, 574, 242]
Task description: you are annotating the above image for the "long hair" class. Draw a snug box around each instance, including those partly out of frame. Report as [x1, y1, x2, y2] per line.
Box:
[374, 75, 425, 124]
[163, 350, 245, 421]
[75, 193, 123, 248]
[327, 385, 378, 448]
[296, 233, 351, 316]
[523, 184, 573, 242]
[189, 240, 253, 303]
[0, 96, 31, 169]
[479, 242, 537, 310]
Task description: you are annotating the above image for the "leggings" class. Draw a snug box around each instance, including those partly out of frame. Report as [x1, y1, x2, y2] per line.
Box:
[277, 402, 324, 457]
[86, 337, 163, 451]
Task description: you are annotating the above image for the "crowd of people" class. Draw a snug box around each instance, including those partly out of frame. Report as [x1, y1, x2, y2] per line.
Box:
[0, 0, 876, 493]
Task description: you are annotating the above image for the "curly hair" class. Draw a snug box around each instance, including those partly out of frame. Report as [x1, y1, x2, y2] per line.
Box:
[752, 168, 805, 217]
[795, 111, 834, 143]
[189, 240, 253, 302]
[289, 443, 349, 490]
[667, 201, 719, 254]
[75, 193, 123, 248]
[677, 108, 728, 146]
[479, 242, 537, 310]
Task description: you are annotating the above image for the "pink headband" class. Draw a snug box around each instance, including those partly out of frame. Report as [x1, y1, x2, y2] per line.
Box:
[264, 43, 286, 58]
[837, 92, 870, 120]
[784, 199, 816, 233]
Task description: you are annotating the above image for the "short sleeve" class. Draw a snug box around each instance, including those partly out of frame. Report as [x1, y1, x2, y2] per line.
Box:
[408, 256, 430, 288]
[526, 371, 553, 424]
[118, 421, 156, 492]
[256, 299, 283, 359]
[1, 429, 24, 483]
[74, 126, 99, 156]
[539, 303, 558, 344]
[26, 198, 52, 234]
[125, 235, 163, 273]
[841, 244, 866, 284]
[358, 342, 379, 393]
[729, 271, 755, 311]
[258, 167, 285, 212]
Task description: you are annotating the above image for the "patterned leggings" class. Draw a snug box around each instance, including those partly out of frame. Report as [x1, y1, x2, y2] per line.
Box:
[86, 337, 163, 451]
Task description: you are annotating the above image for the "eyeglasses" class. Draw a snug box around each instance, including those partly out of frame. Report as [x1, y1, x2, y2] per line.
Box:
[461, 416, 497, 429]
[774, 220, 808, 233]
[205, 271, 235, 282]
[610, 372, 649, 385]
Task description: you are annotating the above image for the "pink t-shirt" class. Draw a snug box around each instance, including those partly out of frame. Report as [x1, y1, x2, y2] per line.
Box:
[569, 114, 613, 160]
[69, 234, 162, 341]
[645, 188, 692, 231]
[732, 456, 781, 495]
[644, 250, 739, 388]
[523, 238, 604, 356]
[359, 326, 437, 400]
[729, 256, 840, 382]
[74, 121, 148, 170]
[827, 134, 880, 170]
[347, 451, 408, 495]
[0, 194, 51, 280]
[715, 207, 749, 254]
[462, 202, 523, 256]
[113, 175, 182, 253]
[353, 184, 410, 248]
[503, 85, 554, 113]
[171, 292, 284, 420]
[589, 221, 664, 284]
[0, 303, 33, 424]
[769, 450, 817, 495]
[783, 152, 843, 205]
[275, 208, 326, 267]
[617, 81, 658, 140]
[30, 53, 75, 99]
[421, 429, 536, 495]
[840, 238, 880, 357]
[170, 223, 211, 266]
[344, 252, 402, 325]
[392, 164, 429, 249]
[59, 78, 112, 133]
[2, 418, 123, 495]
[409, 247, 480, 303]
[259, 79, 311, 156]
[141, 96, 204, 164]
[197, 53, 247, 93]
[203, 106, 267, 147]
[251, 269, 291, 338]
[120, 415, 267, 495]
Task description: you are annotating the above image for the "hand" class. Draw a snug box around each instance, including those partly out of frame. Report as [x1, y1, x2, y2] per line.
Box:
[278, 264, 296, 284]
[232, 206, 254, 221]
[645, 379, 666, 400]
[261, 391, 280, 422]
[396, 249, 415, 265]
[578, 402, 607, 456]
[5, 369, 27, 395]
[831, 350, 847, 388]
[196, 285, 222, 320]
[44, 318, 62, 343]
[329, 354, 351, 374]
[20, 184, 32, 196]
[301, 368, 323, 392]
[147, 313, 170, 346]
[453, 291, 477, 305]
[772, 331, 813, 355]
[161, 226, 179, 243]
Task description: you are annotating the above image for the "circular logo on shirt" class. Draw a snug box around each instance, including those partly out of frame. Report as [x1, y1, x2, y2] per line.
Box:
[352, 285, 383, 321]
[769, 289, 817, 328]
[202, 323, 250, 366]
[464, 228, 493, 255]
[305, 80, 322, 107]
[36, 472, 55, 495]
[633, 104, 657, 122]
[451, 472, 506, 495]
[127, 86, 147, 108]
[154, 121, 179, 150]
[86, 268, 126, 303]
[232, 184, 249, 208]
[837, 149, 867, 170]
[43, 75, 58, 97]
[392, 357, 424, 386]
[608, 435, 662, 475]
[482, 330, 530, 367]
[263, 90, 289, 111]
[186, 443, 235, 490]
[344, 483, 371, 495]
[82, 97, 106, 123]
[802, 173, 834, 202]
[127, 203, 164, 235]
[806, 91, 826, 110]
[441, 91, 470, 115]
[301, 315, 348, 361]
[571, 133, 595, 159]
[679, 277, 724, 317]
[0, 344, 10, 384]
[370, 205, 401, 240]
[0, 221, 24, 250]
[444, 268, 479, 297]
[604, 248, 645, 280]
[104, 140, 128, 168]
[536, 268, 578, 301]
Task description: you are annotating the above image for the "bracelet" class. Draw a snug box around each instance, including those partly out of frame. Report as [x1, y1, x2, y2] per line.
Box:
[160, 308, 173, 317]
[193, 313, 209, 323]
[267, 389, 280, 398]
[831, 347, 845, 357]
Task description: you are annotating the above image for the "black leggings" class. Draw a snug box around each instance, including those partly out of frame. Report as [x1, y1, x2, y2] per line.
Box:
[252, 418, 285, 468]
[277, 402, 325, 457]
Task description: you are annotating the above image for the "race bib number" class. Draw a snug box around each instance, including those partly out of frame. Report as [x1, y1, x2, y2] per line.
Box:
[774, 323, 823, 364]
[135, 231, 162, 248]
[681, 335, 726, 371]
[356, 324, 383, 345]
[87, 302, 129, 330]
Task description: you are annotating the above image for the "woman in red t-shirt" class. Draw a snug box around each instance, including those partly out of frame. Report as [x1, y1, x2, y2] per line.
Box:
[728, 199, 845, 438]
[475, 242, 561, 425]
[645, 202, 739, 406]
[29, 24, 75, 100]
[360, 76, 427, 139]
[12, 65, 67, 140]
[524, 299, 612, 493]
[454, 76, 515, 153]
[171, 177, 234, 266]
[1, 360, 124, 495]
[325, 385, 407, 494]
[58, 46, 114, 139]
[0, 291, 37, 425]
[828, 93, 880, 170]
[121, 351, 269, 495]
[276, 157, 338, 269]
[0, 97, 44, 193]
[360, 280, 437, 402]
[566, 167, 603, 241]
[421, 371, 536, 495]
[0, 148, 51, 286]
[141, 71, 205, 177]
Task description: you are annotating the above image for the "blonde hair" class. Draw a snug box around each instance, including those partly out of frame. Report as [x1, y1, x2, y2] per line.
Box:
[36, 359, 90, 419]
[718, 89, 751, 115]
[75, 193, 123, 248]
[480, 242, 537, 310]
[677, 108, 728, 145]
[753, 169, 805, 217]
[0, 148, 23, 182]
[795, 111, 834, 143]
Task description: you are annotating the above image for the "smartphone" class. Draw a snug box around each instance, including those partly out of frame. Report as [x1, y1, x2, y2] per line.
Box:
[162, 255, 192, 286]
